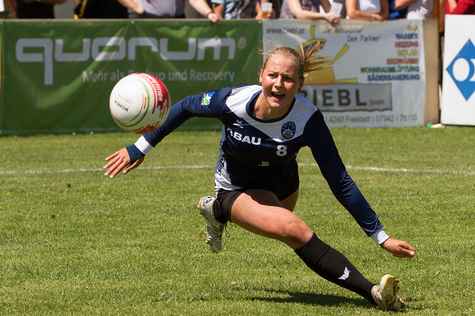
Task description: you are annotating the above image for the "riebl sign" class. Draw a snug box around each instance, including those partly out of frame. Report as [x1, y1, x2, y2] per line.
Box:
[263, 19, 426, 127]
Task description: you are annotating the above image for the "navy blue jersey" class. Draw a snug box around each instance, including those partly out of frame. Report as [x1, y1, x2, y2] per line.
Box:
[128, 85, 386, 241]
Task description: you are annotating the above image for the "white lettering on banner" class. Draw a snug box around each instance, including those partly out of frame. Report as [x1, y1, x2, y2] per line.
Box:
[55, 39, 90, 62]
[189, 69, 235, 82]
[83, 71, 108, 82]
[16, 38, 53, 85]
[197, 38, 235, 60]
[92, 37, 126, 61]
[15, 36, 237, 85]
[80, 68, 235, 83]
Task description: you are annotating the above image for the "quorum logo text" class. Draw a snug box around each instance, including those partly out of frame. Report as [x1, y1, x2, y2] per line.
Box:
[15, 37, 237, 85]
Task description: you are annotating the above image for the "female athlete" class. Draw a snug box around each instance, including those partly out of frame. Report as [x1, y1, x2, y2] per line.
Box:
[103, 43, 415, 311]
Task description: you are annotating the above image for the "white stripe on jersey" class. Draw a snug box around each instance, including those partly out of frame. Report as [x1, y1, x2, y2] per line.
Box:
[225, 85, 319, 143]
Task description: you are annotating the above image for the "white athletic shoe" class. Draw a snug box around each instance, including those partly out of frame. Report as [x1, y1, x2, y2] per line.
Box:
[371, 274, 404, 311]
[197, 196, 225, 253]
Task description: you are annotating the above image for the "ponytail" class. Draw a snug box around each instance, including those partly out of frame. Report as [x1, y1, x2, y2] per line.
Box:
[263, 43, 332, 80]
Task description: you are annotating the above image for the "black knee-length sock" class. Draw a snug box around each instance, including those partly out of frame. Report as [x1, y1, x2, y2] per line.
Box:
[295, 233, 376, 304]
[212, 198, 228, 224]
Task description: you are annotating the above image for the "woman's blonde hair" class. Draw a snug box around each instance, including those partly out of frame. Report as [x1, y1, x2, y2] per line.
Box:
[262, 42, 332, 80]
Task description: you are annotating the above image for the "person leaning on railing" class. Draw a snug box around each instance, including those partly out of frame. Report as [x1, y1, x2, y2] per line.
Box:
[346, 0, 389, 20]
[128, 0, 220, 23]
[279, 0, 341, 25]
[5, 0, 66, 18]
[211, 0, 276, 19]
[388, 0, 434, 20]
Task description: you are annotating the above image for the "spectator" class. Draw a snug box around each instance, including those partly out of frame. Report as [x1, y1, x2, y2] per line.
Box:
[392, 0, 434, 19]
[346, 0, 388, 20]
[446, 0, 475, 13]
[273, 0, 283, 17]
[388, 0, 407, 18]
[212, 0, 275, 19]
[3, 0, 16, 18]
[185, 0, 211, 18]
[134, 0, 220, 23]
[279, 0, 341, 24]
[75, 0, 135, 18]
[8, 0, 66, 18]
[333, 0, 347, 18]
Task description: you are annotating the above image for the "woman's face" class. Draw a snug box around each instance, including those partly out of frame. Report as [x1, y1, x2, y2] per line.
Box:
[259, 54, 304, 115]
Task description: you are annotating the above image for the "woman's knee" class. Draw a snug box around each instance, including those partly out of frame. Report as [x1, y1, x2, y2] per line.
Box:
[275, 215, 314, 247]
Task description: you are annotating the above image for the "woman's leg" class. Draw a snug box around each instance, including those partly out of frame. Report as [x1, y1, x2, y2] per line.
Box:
[229, 189, 376, 303]
[230, 189, 313, 249]
[280, 188, 299, 212]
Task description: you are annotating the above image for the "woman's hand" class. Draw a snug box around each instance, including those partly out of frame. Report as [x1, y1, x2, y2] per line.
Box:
[206, 12, 221, 24]
[380, 238, 416, 258]
[103, 148, 144, 179]
[324, 12, 341, 25]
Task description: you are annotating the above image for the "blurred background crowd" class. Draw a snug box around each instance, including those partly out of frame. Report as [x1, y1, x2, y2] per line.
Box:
[0, 0, 472, 22]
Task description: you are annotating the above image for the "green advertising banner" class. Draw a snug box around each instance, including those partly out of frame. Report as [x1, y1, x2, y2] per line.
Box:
[0, 20, 262, 135]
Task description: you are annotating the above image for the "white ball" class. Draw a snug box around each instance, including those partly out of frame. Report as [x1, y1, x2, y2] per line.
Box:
[109, 73, 171, 134]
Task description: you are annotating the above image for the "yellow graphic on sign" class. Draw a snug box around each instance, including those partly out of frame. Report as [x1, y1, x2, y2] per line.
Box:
[302, 25, 356, 85]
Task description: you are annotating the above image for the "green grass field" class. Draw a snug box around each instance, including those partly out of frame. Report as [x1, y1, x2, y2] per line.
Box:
[0, 126, 473, 315]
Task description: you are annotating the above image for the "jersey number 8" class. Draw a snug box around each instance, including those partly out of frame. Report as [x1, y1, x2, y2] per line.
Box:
[276, 145, 288, 157]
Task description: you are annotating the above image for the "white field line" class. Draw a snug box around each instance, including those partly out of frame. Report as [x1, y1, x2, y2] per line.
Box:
[0, 164, 474, 176]
[305, 164, 474, 175]
[0, 165, 214, 175]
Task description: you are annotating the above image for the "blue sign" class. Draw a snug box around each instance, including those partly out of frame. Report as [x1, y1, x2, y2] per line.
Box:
[446, 39, 475, 101]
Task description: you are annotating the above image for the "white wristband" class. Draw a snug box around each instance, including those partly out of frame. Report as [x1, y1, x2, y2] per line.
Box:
[134, 135, 153, 155]
[371, 229, 390, 245]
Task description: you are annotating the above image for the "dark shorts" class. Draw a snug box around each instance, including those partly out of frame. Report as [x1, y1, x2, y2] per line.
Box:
[216, 171, 299, 223]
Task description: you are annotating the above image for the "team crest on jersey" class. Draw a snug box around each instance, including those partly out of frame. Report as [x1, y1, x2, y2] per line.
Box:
[281, 121, 296, 139]
[201, 91, 216, 106]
